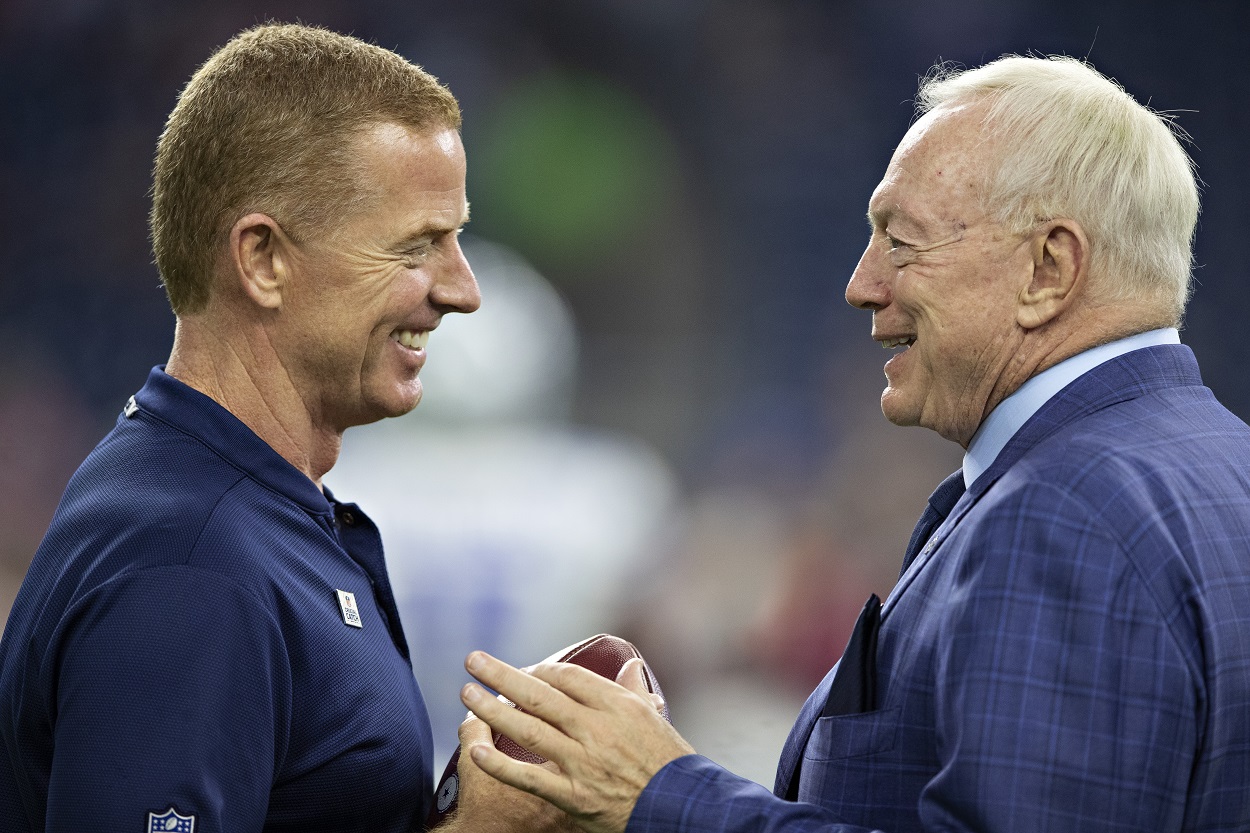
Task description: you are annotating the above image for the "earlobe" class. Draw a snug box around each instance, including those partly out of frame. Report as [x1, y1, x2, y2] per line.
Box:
[229, 213, 288, 310]
[1017, 220, 1086, 330]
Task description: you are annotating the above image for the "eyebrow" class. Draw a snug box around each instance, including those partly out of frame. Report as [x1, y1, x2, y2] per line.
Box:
[867, 198, 941, 240]
[394, 201, 471, 248]
[866, 205, 892, 229]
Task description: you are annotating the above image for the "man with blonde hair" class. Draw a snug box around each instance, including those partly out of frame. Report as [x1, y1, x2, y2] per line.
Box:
[0, 22, 566, 833]
[456, 55, 1250, 832]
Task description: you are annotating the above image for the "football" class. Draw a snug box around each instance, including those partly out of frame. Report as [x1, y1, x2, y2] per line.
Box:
[426, 633, 669, 828]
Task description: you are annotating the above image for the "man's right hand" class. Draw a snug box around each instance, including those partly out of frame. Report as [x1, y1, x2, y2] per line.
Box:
[460, 654, 696, 833]
[434, 714, 581, 833]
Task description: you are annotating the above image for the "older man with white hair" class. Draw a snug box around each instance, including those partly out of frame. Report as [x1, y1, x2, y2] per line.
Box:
[456, 55, 1250, 833]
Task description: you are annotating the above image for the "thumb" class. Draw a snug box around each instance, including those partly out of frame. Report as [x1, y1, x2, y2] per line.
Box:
[458, 713, 494, 749]
[616, 658, 667, 715]
[615, 657, 648, 692]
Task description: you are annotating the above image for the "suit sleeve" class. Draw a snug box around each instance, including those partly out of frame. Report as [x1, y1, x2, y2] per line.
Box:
[45, 566, 292, 833]
[627, 478, 1199, 833]
[629, 756, 885, 833]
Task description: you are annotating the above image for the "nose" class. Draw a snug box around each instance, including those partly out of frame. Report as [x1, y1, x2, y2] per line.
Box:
[845, 239, 891, 312]
[432, 237, 481, 314]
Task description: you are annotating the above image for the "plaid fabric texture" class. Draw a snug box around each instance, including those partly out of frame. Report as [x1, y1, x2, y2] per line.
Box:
[630, 345, 1250, 833]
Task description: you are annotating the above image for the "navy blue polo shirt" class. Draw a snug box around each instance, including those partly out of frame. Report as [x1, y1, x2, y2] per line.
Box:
[0, 368, 433, 833]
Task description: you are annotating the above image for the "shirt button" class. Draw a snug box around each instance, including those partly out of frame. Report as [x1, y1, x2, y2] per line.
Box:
[340, 509, 357, 526]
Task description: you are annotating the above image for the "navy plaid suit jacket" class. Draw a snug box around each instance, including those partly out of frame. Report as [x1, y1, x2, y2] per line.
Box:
[628, 344, 1250, 832]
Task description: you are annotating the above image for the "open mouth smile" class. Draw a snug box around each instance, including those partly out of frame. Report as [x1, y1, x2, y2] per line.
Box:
[391, 329, 429, 350]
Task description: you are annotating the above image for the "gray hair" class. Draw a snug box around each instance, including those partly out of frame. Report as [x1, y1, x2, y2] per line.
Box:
[917, 55, 1199, 321]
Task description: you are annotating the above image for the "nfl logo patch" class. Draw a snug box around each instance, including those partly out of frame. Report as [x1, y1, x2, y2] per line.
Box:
[336, 588, 363, 628]
[147, 806, 195, 832]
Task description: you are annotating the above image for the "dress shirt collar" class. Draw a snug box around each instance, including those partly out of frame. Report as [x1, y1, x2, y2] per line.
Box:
[962, 328, 1181, 488]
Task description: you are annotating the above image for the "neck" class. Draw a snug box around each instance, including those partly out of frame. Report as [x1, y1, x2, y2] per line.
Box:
[977, 301, 1174, 443]
[165, 316, 341, 487]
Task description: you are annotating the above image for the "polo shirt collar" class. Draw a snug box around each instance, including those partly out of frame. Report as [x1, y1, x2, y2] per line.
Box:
[130, 366, 333, 515]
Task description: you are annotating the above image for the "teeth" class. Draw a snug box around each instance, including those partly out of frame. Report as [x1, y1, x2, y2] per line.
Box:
[880, 336, 915, 349]
[393, 330, 430, 350]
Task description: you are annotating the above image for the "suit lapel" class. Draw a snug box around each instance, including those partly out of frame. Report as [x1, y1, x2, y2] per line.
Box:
[777, 345, 1204, 797]
[883, 344, 1203, 618]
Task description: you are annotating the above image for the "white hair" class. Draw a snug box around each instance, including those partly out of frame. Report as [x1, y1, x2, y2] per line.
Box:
[917, 55, 1199, 321]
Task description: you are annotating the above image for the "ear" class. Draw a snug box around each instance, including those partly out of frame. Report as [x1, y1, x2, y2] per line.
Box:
[1016, 219, 1088, 330]
[228, 212, 292, 310]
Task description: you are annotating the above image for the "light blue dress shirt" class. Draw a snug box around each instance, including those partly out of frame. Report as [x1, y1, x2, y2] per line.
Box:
[962, 328, 1182, 488]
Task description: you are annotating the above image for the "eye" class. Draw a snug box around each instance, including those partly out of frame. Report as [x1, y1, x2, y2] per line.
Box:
[883, 232, 915, 266]
[883, 229, 913, 250]
[401, 241, 435, 266]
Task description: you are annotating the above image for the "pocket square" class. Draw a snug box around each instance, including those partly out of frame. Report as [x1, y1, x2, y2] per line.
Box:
[821, 593, 882, 717]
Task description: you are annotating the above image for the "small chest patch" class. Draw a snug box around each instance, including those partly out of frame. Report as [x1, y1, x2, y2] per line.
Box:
[147, 807, 195, 833]
[336, 589, 363, 628]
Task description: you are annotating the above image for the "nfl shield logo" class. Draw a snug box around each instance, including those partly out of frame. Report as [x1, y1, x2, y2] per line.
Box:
[147, 807, 195, 832]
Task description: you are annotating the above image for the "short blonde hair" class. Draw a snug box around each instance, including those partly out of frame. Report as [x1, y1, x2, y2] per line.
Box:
[151, 23, 461, 315]
[918, 55, 1199, 322]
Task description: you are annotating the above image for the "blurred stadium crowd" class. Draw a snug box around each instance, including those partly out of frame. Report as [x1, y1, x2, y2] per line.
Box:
[1, 0, 1246, 783]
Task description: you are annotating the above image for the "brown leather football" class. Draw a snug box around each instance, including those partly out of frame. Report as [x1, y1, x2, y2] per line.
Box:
[426, 633, 669, 828]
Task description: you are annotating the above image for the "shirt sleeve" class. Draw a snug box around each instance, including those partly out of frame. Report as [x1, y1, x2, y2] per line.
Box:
[45, 565, 292, 833]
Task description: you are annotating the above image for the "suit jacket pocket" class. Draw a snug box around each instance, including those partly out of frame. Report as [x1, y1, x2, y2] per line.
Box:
[797, 706, 913, 828]
[803, 706, 901, 761]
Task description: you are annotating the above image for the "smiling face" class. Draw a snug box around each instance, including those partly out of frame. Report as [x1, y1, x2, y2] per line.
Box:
[845, 105, 1037, 447]
[275, 122, 480, 433]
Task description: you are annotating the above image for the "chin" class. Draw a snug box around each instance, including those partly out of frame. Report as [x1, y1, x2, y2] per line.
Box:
[384, 376, 424, 414]
[384, 390, 423, 420]
[352, 383, 423, 429]
[879, 387, 921, 428]
[395, 395, 422, 417]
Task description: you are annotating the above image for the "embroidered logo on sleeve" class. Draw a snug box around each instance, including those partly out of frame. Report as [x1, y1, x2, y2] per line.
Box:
[147, 807, 195, 832]
[436, 772, 460, 813]
[336, 589, 363, 628]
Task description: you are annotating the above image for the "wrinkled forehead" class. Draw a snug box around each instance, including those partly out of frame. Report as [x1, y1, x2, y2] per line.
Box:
[870, 103, 995, 228]
[893, 104, 992, 185]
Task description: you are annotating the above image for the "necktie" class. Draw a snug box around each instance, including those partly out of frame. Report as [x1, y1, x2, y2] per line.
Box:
[900, 469, 966, 576]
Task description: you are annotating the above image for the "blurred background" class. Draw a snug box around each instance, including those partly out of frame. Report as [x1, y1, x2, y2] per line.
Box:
[2, 0, 1247, 786]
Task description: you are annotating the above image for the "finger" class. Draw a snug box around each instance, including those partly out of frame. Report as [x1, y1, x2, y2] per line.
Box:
[615, 660, 668, 717]
[466, 652, 582, 730]
[461, 682, 579, 763]
[457, 712, 492, 747]
[525, 660, 637, 712]
[465, 741, 575, 812]
[648, 692, 667, 715]
[615, 657, 647, 693]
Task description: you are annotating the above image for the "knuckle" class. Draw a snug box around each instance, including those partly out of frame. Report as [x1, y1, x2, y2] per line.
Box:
[526, 686, 554, 712]
[516, 722, 545, 751]
[547, 661, 584, 688]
